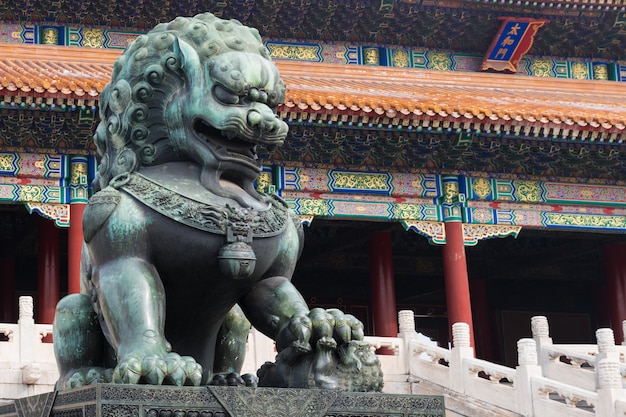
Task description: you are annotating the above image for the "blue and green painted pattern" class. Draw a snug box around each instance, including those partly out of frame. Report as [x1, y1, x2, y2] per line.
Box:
[276, 166, 442, 221]
[0, 152, 68, 181]
[269, 165, 626, 233]
[0, 22, 618, 81]
[287, 196, 442, 222]
[465, 177, 626, 207]
[618, 63, 626, 82]
[279, 166, 439, 198]
[3, 150, 626, 234]
[0, 151, 95, 209]
[1, 23, 142, 49]
[69, 155, 90, 204]
[542, 212, 626, 231]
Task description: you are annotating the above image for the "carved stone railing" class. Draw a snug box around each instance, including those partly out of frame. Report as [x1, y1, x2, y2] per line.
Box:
[531, 375, 597, 416]
[404, 314, 626, 417]
[409, 338, 452, 389]
[4, 304, 626, 417]
[409, 322, 518, 412]
[531, 316, 626, 392]
[0, 296, 58, 402]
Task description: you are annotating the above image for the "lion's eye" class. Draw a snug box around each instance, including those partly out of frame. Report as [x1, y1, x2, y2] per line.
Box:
[267, 91, 279, 107]
[213, 84, 240, 105]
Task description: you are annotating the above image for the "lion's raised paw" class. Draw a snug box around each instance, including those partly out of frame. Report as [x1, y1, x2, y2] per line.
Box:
[112, 352, 203, 386]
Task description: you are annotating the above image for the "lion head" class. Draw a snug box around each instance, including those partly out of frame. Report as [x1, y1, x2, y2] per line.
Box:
[93, 13, 288, 202]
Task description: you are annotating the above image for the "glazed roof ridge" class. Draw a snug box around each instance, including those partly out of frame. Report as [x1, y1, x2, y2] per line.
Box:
[1, 44, 625, 132]
[274, 61, 626, 132]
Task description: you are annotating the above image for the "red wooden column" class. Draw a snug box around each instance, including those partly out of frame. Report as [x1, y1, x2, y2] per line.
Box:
[68, 155, 90, 294]
[440, 174, 475, 348]
[37, 217, 60, 336]
[442, 221, 475, 347]
[68, 204, 85, 294]
[603, 243, 626, 344]
[0, 258, 16, 322]
[369, 230, 398, 354]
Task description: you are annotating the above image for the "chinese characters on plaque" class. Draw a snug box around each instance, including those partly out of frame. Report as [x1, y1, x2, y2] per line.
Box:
[481, 18, 548, 73]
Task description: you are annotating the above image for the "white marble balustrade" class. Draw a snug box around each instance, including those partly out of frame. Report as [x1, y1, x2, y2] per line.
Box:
[4, 301, 626, 417]
[0, 296, 57, 401]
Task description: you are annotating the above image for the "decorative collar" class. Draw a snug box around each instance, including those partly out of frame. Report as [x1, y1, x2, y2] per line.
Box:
[117, 172, 289, 240]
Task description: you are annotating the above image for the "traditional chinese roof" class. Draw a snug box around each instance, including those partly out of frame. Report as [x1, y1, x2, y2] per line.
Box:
[0, 45, 118, 98]
[279, 61, 626, 134]
[1, 43, 626, 181]
[0, 0, 625, 60]
[2, 44, 624, 130]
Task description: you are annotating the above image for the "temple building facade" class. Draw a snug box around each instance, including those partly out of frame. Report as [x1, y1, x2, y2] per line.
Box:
[1, 0, 626, 369]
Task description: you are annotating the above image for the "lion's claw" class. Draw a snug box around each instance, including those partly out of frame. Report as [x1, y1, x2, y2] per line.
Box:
[142, 355, 167, 384]
[210, 372, 257, 387]
[317, 336, 337, 350]
[113, 352, 202, 386]
[242, 373, 259, 387]
[113, 356, 142, 384]
[56, 367, 112, 390]
[66, 373, 86, 389]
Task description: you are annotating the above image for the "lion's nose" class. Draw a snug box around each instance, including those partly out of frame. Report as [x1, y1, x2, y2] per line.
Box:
[247, 109, 281, 134]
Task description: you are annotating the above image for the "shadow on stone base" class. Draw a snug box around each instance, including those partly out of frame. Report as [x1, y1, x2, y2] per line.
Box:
[0, 384, 445, 417]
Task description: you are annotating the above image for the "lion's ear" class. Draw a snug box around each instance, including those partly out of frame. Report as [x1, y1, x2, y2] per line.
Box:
[173, 38, 200, 74]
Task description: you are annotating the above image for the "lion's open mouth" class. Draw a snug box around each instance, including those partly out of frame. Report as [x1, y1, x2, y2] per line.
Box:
[194, 119, 261, 161]
[192, 117, 283, 205]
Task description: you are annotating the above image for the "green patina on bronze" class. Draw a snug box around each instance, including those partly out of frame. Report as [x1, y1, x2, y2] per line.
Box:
[53, 12, 382, 392]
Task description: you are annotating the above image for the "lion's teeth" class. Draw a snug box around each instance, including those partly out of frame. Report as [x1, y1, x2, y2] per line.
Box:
[226, 131, 236, 140]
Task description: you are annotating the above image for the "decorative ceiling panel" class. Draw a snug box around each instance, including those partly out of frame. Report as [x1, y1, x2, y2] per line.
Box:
[268, 125, 626, 183]
[0, 0, 625, 59]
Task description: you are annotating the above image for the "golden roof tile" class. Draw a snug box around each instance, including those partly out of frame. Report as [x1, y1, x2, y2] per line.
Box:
[0, 44, 625, 133]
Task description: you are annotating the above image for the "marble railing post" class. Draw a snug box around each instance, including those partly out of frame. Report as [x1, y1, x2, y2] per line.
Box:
[398, 310, 416, 335]
[596, 328, 619, 364]
[516, 338, 541, 417]
[18, 296, 41, 384]
[450, 322, 474, 393]
[595, 327, 623, 417]
[398, 310, 418, 373]
[531, 315, 552, 369]
[621, 321, 626, 345]
[596, 359, 622, 417]
[18, 296, 34, 363]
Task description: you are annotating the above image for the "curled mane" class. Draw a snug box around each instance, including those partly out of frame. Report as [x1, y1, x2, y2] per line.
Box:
[93, 13, 273, 192]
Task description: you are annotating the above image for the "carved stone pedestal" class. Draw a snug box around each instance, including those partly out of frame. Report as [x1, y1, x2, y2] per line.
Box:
[0, 385, 445, 417]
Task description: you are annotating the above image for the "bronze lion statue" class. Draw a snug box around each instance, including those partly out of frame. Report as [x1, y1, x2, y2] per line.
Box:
[53, 13, 382, 392]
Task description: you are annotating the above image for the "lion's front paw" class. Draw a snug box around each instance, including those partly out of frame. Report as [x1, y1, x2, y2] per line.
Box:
[112, 352, 203, 386]
[210, 372, 258, 387]
[56, 367, 113, 391]
[325, 308, 364, 343]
